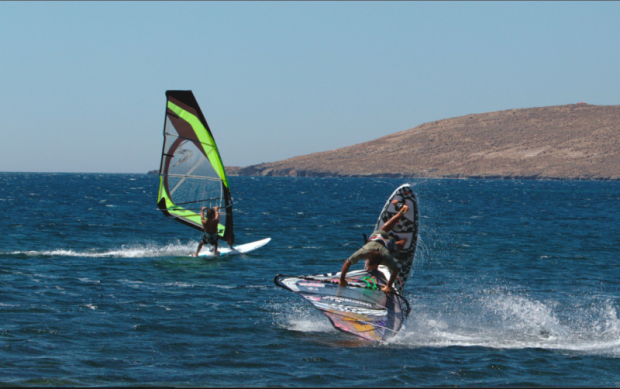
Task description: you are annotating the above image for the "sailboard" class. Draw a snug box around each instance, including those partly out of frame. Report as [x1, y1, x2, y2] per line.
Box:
[157, 90, 233, 246]
[199, 237, 271, 257]
[274, 184, 419, 342]
[376, 184, 420, 292]
[275, 268, 411, 342]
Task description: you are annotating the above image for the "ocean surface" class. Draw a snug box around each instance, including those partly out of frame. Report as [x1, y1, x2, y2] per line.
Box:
[2, 173, 620, 386]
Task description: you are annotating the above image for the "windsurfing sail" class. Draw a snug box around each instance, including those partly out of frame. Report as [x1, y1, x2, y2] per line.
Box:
[157, 90, 234, 246]
[275, 269, 410, 342]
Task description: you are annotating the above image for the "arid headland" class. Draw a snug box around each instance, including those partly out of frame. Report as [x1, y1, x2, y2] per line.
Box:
[228, 103, 620, 180]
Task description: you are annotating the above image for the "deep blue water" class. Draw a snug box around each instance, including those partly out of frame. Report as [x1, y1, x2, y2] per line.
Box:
[2, 173, 620, 386]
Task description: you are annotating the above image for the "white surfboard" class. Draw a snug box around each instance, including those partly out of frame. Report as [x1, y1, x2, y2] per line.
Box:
[198, 237, 271, 257]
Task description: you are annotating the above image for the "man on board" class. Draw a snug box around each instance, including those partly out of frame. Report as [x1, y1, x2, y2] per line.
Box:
[339, 200, 409, 294]
[194, 206, 221, 256]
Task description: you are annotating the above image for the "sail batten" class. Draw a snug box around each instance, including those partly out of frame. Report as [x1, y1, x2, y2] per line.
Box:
[157, 90, 234, 245]
[169, 157, 208, 195]
[161, 173, 222, 182]
[163, 132, 219, 150]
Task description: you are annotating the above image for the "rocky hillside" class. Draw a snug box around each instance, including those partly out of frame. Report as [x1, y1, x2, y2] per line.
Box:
[232, 103, 620, 180]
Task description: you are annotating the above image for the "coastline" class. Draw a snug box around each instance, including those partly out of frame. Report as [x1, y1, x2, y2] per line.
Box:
[224, 168, 620, 182]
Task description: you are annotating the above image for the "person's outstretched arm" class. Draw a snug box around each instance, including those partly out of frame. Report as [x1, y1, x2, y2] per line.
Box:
[339, 260, 352, 287]
[339, 245, 368, 287]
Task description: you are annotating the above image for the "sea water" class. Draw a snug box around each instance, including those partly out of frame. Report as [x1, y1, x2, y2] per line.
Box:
[2, 173, 620, 386]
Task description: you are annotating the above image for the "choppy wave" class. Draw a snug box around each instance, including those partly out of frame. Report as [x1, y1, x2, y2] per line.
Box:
[389, 292, 620, 357]
[269, 301, 336, 333]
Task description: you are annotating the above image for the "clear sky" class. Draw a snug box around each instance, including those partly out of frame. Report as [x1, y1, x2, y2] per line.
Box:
[1, 1, 619, 173]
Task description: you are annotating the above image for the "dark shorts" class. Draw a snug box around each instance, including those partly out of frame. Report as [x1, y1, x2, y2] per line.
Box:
[202, 231, 219, 245]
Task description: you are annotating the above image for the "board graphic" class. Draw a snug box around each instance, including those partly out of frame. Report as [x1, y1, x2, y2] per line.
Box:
[375, 184, 419, 292]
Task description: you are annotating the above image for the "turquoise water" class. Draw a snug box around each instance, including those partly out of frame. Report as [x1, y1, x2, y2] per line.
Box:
[2, 173, 620, 386]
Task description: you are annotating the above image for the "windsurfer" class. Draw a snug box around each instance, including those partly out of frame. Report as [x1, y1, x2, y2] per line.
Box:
[194, 206, 221, 256]
[339, 200, 409, 294]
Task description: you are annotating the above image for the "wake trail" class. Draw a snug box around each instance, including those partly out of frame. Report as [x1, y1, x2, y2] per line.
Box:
[2, 241, 198, 258]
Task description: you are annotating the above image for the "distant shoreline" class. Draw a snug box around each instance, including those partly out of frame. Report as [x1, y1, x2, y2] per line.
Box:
[2, 171, 619, 182]
[224, 169, 620, 181]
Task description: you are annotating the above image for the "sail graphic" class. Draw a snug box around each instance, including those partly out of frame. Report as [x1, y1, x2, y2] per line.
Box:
[157, 90, 234, 246]
[275, 269, 410, 342]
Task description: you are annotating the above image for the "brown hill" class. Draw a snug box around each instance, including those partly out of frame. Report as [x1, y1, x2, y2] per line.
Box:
[225, 166, 242, 175]
[234, 103, 620, 180]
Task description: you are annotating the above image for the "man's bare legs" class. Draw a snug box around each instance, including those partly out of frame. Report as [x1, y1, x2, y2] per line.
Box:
[379, 201, 410, 250]
[212, 241, 220, 256]
[194, 242, 204, 257]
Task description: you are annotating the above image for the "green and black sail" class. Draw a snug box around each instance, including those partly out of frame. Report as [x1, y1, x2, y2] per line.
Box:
[157, 90, 234, 246]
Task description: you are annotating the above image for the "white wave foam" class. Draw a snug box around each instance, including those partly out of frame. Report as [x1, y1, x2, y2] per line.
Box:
[119, 279, 200, 289]
[78, 278, 100, 284]
[269, 301, 335, 333]
[391, 292, 620, 357]
[9, 241, 198, 258]
[164, 282, 193, 287]
[287, 315, 335, 333]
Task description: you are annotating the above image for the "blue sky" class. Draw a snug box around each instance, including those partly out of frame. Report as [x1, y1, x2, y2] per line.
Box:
[1, 1, 619, 173]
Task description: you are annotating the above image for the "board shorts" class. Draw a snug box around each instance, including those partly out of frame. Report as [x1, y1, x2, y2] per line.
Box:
[346, 230, 398, 274]
[202, 231, 219, 245]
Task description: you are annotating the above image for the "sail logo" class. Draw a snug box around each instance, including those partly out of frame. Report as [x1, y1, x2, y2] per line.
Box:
[321, 296, 374, 308]
[173, 141, 193, 167]
[314, 302, 387, 316]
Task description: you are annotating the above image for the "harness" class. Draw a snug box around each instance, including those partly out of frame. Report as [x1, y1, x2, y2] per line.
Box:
[368, 233, 397, 253]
